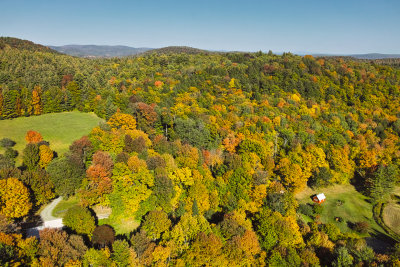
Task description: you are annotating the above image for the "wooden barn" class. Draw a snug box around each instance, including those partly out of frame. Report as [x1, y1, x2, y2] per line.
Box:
[313, 193, 326, 204]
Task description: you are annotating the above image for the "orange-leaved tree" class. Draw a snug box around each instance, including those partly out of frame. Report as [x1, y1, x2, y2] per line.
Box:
[25, 130, 43, 143]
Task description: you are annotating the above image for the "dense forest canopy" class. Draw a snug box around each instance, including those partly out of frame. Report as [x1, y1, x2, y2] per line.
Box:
[1, 37, 400, 266]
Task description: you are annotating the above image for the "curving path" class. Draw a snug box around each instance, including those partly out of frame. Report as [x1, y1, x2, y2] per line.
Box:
[40, 196, 63, 222]
[27, 197, 64, 237]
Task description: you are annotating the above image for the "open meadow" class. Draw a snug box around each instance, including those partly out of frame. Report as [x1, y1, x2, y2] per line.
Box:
[0, 111, 103, 164]
[296, 184, 386, 236]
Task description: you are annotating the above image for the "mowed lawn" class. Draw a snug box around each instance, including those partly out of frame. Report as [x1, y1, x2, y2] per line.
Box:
[0, 111, 103, 164]
[296, 184, 386, 236]
[382, 187, 400, 236]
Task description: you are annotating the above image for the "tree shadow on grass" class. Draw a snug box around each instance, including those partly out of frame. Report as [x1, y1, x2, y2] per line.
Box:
[366, 230, 397, 254]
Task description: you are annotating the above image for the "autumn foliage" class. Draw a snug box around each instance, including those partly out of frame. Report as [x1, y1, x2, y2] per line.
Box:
[107, 112, 136, 131]
[0, 178, 32, 218]
[25, 130, 43, 143]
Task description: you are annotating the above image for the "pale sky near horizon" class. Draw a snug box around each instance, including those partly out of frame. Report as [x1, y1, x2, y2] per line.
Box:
[0, 0, 399, 54]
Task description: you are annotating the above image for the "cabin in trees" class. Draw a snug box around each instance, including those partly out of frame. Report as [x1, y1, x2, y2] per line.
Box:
[312, 193, 326, 204]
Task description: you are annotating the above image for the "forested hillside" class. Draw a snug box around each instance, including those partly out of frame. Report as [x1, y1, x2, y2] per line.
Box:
[1, 38, 400, 266]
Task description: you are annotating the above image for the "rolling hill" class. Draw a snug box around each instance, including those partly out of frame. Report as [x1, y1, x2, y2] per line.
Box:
[49, 44, 152, 58]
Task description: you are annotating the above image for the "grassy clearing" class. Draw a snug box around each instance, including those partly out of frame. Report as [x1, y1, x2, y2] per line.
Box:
[382, 188, 400, 236]
[51, 196, 80, 218]
[99, 216, 140, 236]
[382, 203, 400, 236]
[0, 111, 103, 164]
[296, 184, 386, 236]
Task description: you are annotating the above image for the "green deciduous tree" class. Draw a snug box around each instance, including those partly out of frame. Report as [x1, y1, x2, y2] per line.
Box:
[63, 206, 96, 237]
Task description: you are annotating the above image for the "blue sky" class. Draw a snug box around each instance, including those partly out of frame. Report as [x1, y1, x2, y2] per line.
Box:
[1, 0, 399, 54]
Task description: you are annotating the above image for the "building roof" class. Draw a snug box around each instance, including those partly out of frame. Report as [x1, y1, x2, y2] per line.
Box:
[316, 193, 326, 201]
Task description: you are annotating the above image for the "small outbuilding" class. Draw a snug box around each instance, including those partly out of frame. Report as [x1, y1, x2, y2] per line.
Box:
[312, 193, 326, 204]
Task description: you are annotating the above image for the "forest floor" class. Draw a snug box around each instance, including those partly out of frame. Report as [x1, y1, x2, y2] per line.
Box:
[0, 111, 103, 164]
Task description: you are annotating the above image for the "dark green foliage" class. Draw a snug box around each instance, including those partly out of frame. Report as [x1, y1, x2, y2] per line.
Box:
[308, 167, 332, 188]
[298, 203, 314, 218]
[265, 192, 292, 216]
[4, 148, 18, 160]
[0, 138, 15, 148]
[367, 164, 398, 201]
[153, 175, 175, 212]
[332, 246, 353, 267]
[174, 201, 186, 218]
[313, 203, 324, 215]
[0, 243, 15, 265]
[2, 90, 19, 119]
[192, 199, 199, 216]
[22, 143, 39, 170]
[174, 118, 213, 149]
[21, 169, 54, 205]
[47, 156, 84, 196]
[0, 148, 18, 168]
[227, 167, 252, 205]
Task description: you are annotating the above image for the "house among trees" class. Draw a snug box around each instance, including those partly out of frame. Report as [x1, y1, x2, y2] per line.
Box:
[313, 193, 326, 204]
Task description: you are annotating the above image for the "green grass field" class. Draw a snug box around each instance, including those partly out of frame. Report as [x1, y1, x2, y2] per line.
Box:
[52, 196, 80, 218]
[99, 216, 140, 235]
[296, 184, 386, 236]
[0, 111, 103, 164]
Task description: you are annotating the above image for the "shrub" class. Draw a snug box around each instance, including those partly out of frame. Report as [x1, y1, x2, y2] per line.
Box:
[352, 221, 369, 234]
[0, 138, 15, 148]
[313, 204, 324, 215]
[299, 204, 314, 217]
[336, 199, 345, 206]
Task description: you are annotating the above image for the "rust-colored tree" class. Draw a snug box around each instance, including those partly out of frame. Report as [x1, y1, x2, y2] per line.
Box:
[25, 130, 43, 144]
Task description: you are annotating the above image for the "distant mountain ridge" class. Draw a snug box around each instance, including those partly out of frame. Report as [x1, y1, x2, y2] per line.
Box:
[145, 46, 211, 55]
[308, 52, 400, 60]
[2, 37, 399, 59]
[349, 53, 400, 60]
[49, 44, 152, 58]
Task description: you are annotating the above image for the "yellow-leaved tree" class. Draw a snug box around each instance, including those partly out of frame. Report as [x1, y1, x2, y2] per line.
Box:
[39, 145, 53, 168]
[0, 178, 32, 218]
[107, 112, 136, 131]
